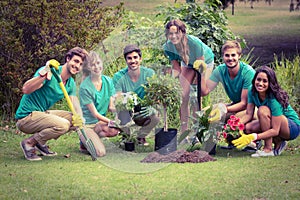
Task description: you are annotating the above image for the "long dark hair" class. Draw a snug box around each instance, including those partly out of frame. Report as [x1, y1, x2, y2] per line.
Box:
[252, 66, 289, 109]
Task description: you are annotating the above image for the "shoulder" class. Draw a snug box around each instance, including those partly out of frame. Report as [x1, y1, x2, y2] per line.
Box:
[141, 66, 155, 75]
[113, 68, 128, 80]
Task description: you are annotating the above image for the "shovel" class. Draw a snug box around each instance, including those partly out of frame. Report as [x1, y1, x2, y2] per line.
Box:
[50, 66, 98, 161]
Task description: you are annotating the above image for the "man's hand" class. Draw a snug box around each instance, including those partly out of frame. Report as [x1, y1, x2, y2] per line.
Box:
[72, 114, 83, 129]
[133, 106, 156, 119]
[208, 103, 227, 123]
[39, 59, 60, 80]
[232, 132, 258, 149]
[193, 60, 207, 74]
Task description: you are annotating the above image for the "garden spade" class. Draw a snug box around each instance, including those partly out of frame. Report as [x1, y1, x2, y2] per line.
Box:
[50, 67, 98, 161]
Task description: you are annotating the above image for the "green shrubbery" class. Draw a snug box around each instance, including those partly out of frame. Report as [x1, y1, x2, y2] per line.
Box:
[272, 54, 300, 114]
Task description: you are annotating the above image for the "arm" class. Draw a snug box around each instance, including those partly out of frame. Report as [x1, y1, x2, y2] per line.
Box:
[201, 78, 218, 96]
[227, 89, 248, 113]
[240, 102, 255, 125]
[108, 96, 116, 113]
[22, 76, 46, 94]
[70, 96, 83, 117]
[86, 103, 111, 124]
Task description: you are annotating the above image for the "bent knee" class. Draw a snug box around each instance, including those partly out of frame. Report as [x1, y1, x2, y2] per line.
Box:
[257, 106, 271, 118]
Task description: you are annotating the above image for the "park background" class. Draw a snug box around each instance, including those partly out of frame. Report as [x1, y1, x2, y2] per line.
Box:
[0, 0, 300, 199]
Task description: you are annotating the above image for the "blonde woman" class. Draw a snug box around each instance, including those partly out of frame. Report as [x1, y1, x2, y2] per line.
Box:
[79, 51, 119, 156]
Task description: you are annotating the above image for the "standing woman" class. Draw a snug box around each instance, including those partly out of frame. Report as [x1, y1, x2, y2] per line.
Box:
[163, 19, 214, 133]
[79, 51, 120, 156]
[233, 66, 300, 157]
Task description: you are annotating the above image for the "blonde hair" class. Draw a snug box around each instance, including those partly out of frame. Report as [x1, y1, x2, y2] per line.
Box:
[221, 40, 242, 55]
[82, 51, 103, 80]
[165, 19, 190, 65]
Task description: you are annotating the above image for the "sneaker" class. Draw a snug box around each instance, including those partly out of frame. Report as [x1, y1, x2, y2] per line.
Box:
[220, 144, 235, 150]
[274, 141, 287, 156]
[256, 140, 263, 150]
[35, 143, 57, 156]
[20, 140, 42, 161]
[251, 150, 274, 157]
[137, 137, 149, 146]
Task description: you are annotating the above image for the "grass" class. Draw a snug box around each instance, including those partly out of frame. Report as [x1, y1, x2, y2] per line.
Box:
[2, 1, 300, 199]
[1, 123, 300, 199]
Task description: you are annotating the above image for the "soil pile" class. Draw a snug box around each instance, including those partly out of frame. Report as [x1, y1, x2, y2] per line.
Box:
[141, 149, 216, 163]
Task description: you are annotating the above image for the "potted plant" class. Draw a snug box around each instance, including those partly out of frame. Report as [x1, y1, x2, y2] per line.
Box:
[179, 106, 223, 155]
[114, 92, 139, 125]
[143, 73, 182, 155]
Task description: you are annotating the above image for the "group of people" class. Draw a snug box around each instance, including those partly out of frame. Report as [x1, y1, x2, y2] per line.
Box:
[15, 19, 300, 161]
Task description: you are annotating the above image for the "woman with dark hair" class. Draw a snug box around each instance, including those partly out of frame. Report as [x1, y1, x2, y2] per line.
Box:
[163, 19, 214, 133]
[232, 66, 300, 157]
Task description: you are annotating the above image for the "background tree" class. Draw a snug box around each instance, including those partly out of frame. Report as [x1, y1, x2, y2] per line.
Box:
[0, 0, 124, 120]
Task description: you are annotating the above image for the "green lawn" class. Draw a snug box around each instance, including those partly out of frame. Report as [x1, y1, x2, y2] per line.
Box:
[1, 0, 300, 199]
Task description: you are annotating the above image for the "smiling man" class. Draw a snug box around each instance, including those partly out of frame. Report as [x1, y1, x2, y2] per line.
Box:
[15, 47, 88, 161]
[112, 44, 159, 146]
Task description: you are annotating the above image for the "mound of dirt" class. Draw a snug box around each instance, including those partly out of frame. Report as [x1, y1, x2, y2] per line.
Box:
[141, 149, 216, 163]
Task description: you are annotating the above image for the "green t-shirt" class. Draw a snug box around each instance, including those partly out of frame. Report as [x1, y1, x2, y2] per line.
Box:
[163, 35, 214, 67]
[79, 75, 115, 124]
[112, 66, 155, 99]
[248, 87, 300, 125]
[15, 65, 76, 119]
[210, 61, 255, 103]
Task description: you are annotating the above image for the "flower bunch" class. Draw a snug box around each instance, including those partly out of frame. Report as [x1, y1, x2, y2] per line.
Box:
[219, 115, 244, 144]
[114, 92, 139, 111]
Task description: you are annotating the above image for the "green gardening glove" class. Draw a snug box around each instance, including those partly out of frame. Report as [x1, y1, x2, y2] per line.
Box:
[232, 132, 258, 149]
[133, 106, 156, 119]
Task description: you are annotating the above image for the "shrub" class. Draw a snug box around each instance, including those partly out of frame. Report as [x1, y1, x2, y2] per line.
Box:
[0, 0, 125, 120]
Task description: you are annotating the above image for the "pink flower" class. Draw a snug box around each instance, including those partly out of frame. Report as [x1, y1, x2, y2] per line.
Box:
[238, 123, 245, 131]
[222, 132, 227, 138]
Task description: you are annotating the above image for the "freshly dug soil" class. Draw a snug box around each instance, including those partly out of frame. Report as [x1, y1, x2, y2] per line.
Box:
[141, 149, 216, 163]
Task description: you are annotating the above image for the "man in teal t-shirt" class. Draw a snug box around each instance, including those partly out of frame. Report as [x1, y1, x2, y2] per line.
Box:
[113, 44, 159, 146]
[201, 40, 255, 120]
[15, 47, 88, 161]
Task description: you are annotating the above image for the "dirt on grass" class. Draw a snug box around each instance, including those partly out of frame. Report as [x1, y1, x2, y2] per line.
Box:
[141, 149, 216, 163]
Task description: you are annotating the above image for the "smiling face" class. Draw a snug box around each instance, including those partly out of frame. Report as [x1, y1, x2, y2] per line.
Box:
[90, 59, 103, 76]
[66, 55, 84, 75]
[223, 48, 241, 69]
[125, 51, 142, 71]
[167, 25, 183, 45]
[255, 72, 269, 94]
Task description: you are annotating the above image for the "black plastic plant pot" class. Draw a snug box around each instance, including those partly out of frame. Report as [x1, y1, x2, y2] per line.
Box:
[117, 110, 132, 125]
[124, 141, 135, 152]
[155, 128, 177, 155]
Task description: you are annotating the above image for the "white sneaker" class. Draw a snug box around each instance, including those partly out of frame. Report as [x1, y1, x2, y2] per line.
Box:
[251, 150, 274, 158]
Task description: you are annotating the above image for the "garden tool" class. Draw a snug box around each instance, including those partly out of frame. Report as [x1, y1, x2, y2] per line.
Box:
[50, 65, 98, 161]
[192, 60, 207, 111]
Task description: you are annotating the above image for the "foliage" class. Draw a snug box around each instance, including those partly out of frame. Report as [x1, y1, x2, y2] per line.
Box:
[114, 92, 139, 112]
[0, 0, 125, 120]
[272, 54, 300, 115]
[143, 73, 182, 131]
[157, 2, 245, 65]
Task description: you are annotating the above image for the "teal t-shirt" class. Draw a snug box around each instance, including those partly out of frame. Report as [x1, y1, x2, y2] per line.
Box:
[15, 65, 76, 119]
[248, 87, 300, 125]
[112, 66, 155, 99]
[79, 75, 115, 124]
[163, 35, 214, 67]
[210, 61, 255, 103]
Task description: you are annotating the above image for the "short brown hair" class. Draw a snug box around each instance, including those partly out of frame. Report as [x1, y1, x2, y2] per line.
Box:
[65, 47, 88, 62]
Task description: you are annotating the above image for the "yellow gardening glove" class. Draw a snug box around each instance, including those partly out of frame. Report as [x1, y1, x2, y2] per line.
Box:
[193, 60, 207, 74]
[232, 132, 258, 149]
[208, 103, 227, 123]
[39, 59, 60, 80]
[72, 114, 84, 129]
